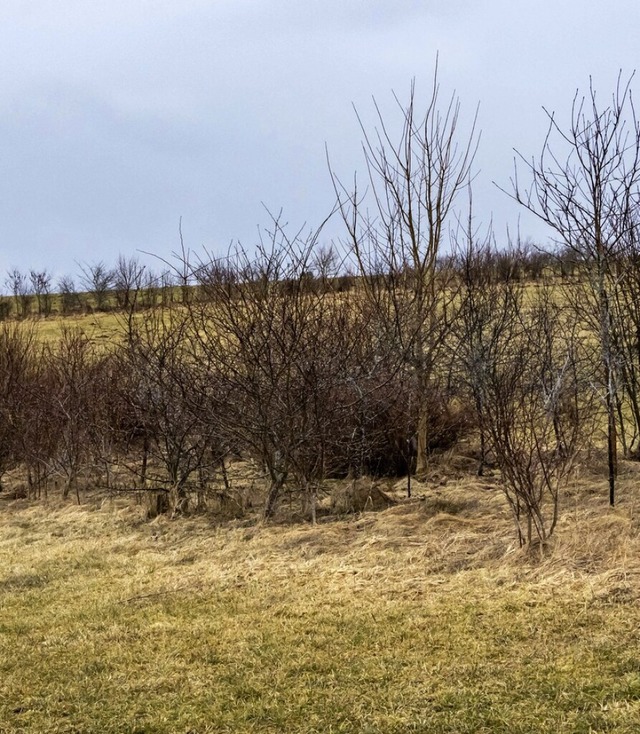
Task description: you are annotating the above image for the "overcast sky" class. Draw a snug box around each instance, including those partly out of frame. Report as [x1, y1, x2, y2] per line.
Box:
[1, 0, 638, 282]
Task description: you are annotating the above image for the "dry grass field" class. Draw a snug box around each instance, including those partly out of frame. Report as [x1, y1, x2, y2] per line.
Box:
[29, 310, 130, 345]
[3, 464, 640, 733]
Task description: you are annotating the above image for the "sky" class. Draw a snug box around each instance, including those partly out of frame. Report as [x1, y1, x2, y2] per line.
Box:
[0, 0, 639, 283]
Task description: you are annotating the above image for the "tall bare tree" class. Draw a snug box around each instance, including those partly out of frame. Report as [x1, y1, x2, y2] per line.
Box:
[331, 63, 479, 474]
[510, 72, 640, 505]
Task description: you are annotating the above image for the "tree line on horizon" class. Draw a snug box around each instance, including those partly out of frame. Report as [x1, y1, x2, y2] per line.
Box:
[1, 256, 185, 319]
[1, 237, 572, 320]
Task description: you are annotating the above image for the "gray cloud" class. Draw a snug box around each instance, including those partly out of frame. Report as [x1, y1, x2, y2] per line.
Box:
[0, 0, 638, 276]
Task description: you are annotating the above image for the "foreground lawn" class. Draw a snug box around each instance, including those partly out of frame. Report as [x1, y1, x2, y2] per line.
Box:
[2, 476, 640, 733]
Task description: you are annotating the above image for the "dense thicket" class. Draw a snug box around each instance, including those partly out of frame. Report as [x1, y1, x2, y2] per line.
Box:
[0, 240, 623, 544]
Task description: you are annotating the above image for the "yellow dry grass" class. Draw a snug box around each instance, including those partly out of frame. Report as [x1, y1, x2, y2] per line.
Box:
[29, 311, 126, 344]
[3, 468, 640, 732]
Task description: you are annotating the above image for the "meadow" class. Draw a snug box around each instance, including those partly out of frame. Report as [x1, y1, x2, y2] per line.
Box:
[4, 62, 640, 732]
[0, 245, 635, 733]
[3, 464, 640, 733]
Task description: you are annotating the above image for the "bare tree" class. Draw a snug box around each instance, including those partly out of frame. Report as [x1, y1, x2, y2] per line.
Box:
[187, 214, 370, 521]
[451, 217, 510, 476]
[606, 216, 640, 456]
[78, 261, 114, 312]
[47, 328, 96, 502]
[187, 225, 317, 519]
[29, 269, 53, 317]
[21, 351, 60, 499]
[113, 254, 145, 311]
[479, 284, 587, 546]
[0, 323, 38, 491]
[118, 306, 215, 515]
[330, 63, 479, 475]
[510, 72, 640, 506]
[58, 275, 82, 315]
[159, 269, 175, 307]
[5, 269, 32, 319]
[139, 268, 160, 309]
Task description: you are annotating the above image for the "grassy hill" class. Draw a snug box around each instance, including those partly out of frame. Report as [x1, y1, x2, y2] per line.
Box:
[2, 467, 640, 733]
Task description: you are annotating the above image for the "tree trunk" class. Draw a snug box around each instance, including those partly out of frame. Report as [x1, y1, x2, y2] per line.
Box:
[606, 380, 618, 507]
[140, 436, 149, 488]
[415, 402, 429, 475]
[263, 475, 285, 520]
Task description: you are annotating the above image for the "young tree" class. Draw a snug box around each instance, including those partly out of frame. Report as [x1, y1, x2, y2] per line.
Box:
[29, 269, 53, 317]
[5, 269, 32, 319]
[510, 72, 640, 506]
[159, 269, 175, 307]
[140, 268, 160, 309]
[451, 220, 509, 476]
[47, 328, 96, 501]
[79, 261, 114, 311]
[479, 284, 586, 546]
[187, 215, 369, 521]
[606, 217, 640, 456]
[58, 275, 83, 315]
[113, 254, 146, 311]
[118, 306, 215, 514]
[331, 64, 479, 475]
[0, 323, 38, 490]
